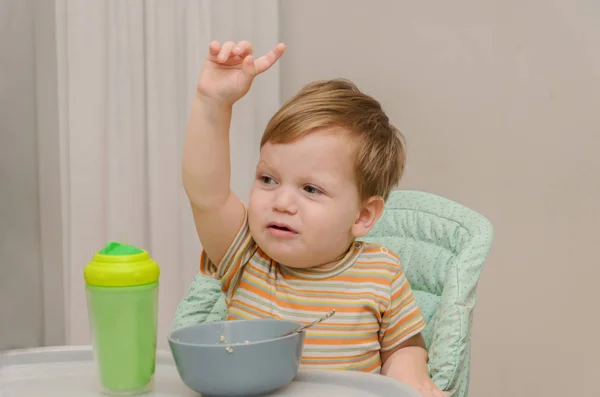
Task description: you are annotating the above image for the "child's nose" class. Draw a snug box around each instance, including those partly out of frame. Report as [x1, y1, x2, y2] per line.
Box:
[273, 189, 297, 214]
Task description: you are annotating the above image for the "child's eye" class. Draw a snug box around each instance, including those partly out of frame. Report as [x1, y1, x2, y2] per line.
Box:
[303, 185, 323, 195]
[260, 176, 276, 185]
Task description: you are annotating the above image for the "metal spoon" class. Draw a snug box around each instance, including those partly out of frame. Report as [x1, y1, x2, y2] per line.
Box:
[281, 309, 336, 337]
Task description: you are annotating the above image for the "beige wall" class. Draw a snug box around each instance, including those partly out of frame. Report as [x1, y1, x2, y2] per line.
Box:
[280, 1, 599, 396]
[1, 0, 65, 350]
[0, 0, 44, 350]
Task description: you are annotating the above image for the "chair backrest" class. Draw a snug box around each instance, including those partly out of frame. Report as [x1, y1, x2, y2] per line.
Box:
[360, 190, 493, 397]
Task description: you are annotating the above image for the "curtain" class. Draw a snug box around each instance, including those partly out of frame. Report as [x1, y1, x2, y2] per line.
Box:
[40, 0, 281, 347]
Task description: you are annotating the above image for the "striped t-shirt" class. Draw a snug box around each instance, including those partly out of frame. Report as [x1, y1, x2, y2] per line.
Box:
[199, 214, 425, 373]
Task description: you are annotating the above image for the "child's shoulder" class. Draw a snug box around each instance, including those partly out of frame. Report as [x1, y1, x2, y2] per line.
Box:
[359, 241, 400, 260]
[355, 241, 403, 274]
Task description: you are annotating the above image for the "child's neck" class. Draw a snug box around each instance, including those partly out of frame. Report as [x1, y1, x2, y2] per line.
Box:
[309, 240, 356, 270]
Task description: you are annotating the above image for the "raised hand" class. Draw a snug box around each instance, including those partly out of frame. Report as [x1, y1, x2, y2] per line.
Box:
[196, 40, 286, 106]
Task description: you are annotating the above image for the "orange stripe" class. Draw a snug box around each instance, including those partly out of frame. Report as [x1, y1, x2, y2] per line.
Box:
[305, 336, 376, 346]
[228, 304, 278, 320]
[385, 310, 422, 333]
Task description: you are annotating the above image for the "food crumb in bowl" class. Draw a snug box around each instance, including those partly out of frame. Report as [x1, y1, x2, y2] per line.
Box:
[225, 346, 233, 354]
[220, 335, 226, 343]
[244, 340, 249, 344]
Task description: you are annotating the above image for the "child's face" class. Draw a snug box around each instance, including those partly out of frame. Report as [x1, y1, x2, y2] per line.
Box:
[248, 127, 366, 269]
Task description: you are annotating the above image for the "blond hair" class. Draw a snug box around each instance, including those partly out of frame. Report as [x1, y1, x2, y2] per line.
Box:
[261, 79, 406, 201]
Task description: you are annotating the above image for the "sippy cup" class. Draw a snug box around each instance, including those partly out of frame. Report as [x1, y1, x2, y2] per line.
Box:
[84, 242, 160, 395]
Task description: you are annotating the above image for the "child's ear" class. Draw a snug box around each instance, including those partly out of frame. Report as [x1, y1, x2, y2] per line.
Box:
[351, 196, 385, 238]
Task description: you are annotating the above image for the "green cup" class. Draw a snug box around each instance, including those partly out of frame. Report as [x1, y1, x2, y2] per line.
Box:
[84, 242, 161, 395]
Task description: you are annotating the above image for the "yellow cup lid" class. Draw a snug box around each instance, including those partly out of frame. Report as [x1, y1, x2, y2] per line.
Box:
[84, 242, 160, 287]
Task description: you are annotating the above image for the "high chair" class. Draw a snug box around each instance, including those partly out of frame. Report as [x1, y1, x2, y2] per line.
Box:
[173, 190, 494, 397]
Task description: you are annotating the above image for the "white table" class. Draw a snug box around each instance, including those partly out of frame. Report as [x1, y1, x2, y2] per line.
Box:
[1, 346, 420, 396]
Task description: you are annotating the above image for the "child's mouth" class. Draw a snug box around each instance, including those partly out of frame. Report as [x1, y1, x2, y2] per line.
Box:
[271, 225, 291, 231]
[267, 223, 297, 237]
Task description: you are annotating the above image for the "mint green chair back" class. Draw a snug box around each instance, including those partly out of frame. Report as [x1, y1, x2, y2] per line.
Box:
[359, 190, 493, 397]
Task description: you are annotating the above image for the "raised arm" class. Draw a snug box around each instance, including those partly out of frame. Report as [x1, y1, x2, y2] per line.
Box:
[182, 40, 285, 265]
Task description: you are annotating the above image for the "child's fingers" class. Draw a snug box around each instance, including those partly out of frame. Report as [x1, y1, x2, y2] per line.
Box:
[208, 41, 221, 56]
[233, 40, 253, 57]
[418, 381, 444, 397]
[241, 55, 257, 77]
[253, 43, 286, 75]
[218, 41, 235, 63]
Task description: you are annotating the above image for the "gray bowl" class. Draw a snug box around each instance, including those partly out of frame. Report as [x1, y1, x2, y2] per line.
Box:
[168, 319, 305, 397]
